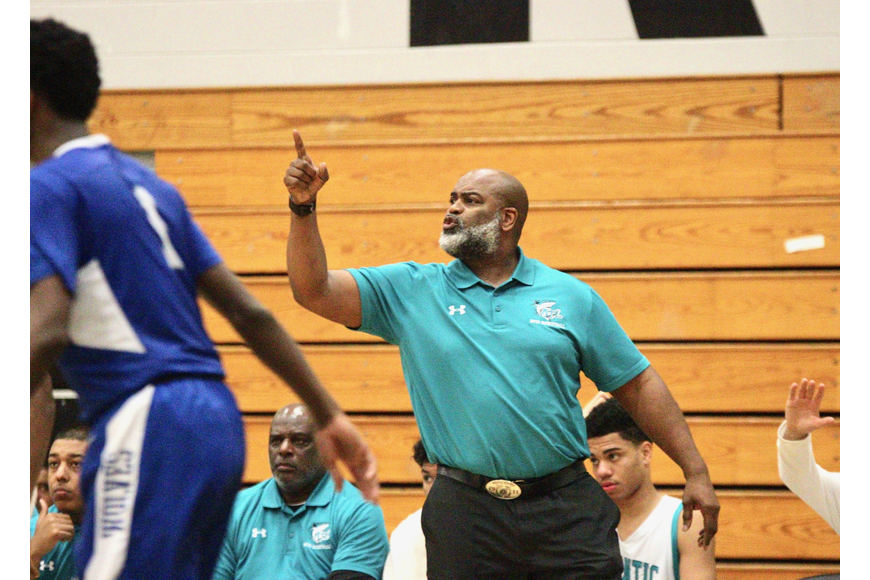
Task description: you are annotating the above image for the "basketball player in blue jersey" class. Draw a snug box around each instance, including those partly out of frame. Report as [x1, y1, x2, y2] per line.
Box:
[30, 18, 378, 580]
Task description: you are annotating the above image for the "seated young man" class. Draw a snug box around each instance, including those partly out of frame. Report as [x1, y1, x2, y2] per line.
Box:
[585, 394, 717, 580]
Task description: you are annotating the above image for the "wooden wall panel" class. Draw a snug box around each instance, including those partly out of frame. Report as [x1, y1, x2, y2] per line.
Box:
[195, 202, 839, 273]
[241, 416, 839, 486]
[221, 345, 411, 413]
[201, 272, 839, 344]
[89, 90, 233, 150]
[648, 418, 839, 486]
[223, 343, 839, 414]
[90, 77, 782, 151]
[782, 75, 840, 133]
[716, 564, 840, 580]
[157, 136, 840, 207]
[377, 490, 840, 560]
[591, 271, 839, 341]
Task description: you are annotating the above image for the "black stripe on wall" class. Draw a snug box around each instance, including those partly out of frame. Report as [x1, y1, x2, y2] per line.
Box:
[410, 0, 530, 47]
[629, 0, 765, 39]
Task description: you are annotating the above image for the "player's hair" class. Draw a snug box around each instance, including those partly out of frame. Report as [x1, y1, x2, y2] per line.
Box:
[55, 426, 89, 443]
[30, 18, 101, 121]
[412, 439, 430, 467]
[585, 397, 651, 445]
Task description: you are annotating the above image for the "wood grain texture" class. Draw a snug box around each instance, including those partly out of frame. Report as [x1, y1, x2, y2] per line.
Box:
[221, 343, 839, 414]
[716, 563, 840, 580]
[89, 90, 233, 151]
[782, 75, 840, 133]
[240, 416, 839, 487]
[194, 202, 839, 272]
[156, 136, 840, 207]
[90, 77, 782, 150]
[221, 344, 411, 412]
[201, 271, 839, 343]
[377, 489, 840, 560]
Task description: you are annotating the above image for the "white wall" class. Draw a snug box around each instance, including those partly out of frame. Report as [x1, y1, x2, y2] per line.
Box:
[29, 0, 839, 90]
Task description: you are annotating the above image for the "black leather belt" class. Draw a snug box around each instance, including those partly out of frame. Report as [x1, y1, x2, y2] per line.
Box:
[437, 459, 586, 500]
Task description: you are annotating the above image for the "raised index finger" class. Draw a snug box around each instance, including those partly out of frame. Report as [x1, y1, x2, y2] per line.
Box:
[293, 129, 308, 160]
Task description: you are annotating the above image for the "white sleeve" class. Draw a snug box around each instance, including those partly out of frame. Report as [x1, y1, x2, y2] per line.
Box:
[777, 421, 840, 534]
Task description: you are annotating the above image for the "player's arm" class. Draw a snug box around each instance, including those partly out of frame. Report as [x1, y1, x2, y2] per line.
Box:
[678, 509, 717, 580]
[30, 275, 71, 392]
[612, 366, 719, 547]
[196, 263, 378, 501]
[284, 129, 363, 328]
[31, 375, 55, 493]
[30, 275, 69, 489]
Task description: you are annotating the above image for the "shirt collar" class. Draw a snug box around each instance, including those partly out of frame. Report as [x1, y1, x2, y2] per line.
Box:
[263, 473, 335, 511]
[446, 246, 536, 289]
[53, 134, 111, 158]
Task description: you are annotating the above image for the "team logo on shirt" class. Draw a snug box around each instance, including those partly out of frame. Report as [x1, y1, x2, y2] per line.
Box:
[529, 300, 566, 328]
[303, 523, 333, 550]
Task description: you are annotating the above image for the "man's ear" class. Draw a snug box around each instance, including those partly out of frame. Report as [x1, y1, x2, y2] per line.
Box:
[501, 207, 518, 231]
[640, 441, 653, 467]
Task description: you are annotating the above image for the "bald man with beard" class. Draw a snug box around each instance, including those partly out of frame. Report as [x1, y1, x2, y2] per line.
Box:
[283, 131, 718, 580]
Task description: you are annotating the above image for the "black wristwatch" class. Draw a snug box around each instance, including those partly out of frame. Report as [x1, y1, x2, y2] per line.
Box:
[289, 197, 316, 217]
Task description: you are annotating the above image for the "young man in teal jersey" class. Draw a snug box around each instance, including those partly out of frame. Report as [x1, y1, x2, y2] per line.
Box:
[212, 404, 389, 580]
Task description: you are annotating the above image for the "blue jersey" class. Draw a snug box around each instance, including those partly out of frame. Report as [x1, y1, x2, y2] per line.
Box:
[348, 249, 650, 479]
[30, 135, 224, 422]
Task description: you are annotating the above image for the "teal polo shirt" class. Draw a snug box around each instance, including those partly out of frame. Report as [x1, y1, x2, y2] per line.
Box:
[30, 505, 79, 580]
[348, 247, 649, 479]
[211, 475, 388, 580]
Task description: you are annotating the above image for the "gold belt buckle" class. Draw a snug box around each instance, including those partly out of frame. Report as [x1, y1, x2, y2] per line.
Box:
[485, 479, 522, 500]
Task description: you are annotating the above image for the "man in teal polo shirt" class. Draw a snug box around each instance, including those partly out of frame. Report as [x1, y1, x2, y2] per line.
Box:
[31, 427, 88, 580]
[212, 404, 388, 580]
[283, 131, 719, 579]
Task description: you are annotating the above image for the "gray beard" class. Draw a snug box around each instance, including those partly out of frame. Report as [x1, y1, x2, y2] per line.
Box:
[439, 214, 501, 260]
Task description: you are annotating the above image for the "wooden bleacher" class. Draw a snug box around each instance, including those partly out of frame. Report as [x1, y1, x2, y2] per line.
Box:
[90, 73, 840, 580]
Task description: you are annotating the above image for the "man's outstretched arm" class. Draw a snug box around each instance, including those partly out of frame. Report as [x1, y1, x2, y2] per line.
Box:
[197, 263, 378, 501]
[612, 366, 719, 547]
[284, 129, 363, 328]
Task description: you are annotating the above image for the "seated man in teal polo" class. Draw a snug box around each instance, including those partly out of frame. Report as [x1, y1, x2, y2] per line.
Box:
[212, 404, 388, 580]
[30, 427, 89, 580]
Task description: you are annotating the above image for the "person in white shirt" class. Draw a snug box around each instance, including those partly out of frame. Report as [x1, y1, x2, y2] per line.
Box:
[382, 440, 437, 580]
[777, 378, 839, 535]
[585, 393, 717, 580]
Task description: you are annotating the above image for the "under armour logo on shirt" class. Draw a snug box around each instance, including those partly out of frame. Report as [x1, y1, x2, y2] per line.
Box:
[252, 528, 267, 538]
[448, 305, 466, 315]
[40, 561, 55, 572]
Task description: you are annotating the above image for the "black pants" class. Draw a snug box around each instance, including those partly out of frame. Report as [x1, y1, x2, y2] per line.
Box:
[421, 468, 623, 580]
